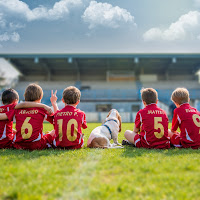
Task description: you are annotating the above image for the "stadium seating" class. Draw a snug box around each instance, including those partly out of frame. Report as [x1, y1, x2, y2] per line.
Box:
[14, 81, 75, 91]
[142, 80, 200, 89]
[14, 81, 139, 101]
[13, 80, 200, 107]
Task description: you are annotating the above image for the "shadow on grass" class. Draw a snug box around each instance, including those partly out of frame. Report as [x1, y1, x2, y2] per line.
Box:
[1, 145, 200, 161]
[0, 148, 84, 160]
[121, 146, 200, 158]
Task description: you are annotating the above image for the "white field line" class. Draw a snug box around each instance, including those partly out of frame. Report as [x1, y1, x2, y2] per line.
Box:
[59, 150, 103, 200]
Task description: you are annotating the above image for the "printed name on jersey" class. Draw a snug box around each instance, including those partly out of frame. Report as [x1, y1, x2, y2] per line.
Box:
[185, 109, 196, 113]
[19, 110, 39, 115]
[147, 110, 165, 115]
[57, 112, 78, 117]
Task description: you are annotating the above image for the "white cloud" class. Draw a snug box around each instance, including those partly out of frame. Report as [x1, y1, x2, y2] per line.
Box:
[0, 0, 82, 21]
[11, 32, 20, 42]
[0, 13, 6, 28]
[0, 32, 20, 42]
[82, 1, 136, 29]
[9, 22, 25, 30]
[143, 11, 200, 41]
[0, 0, 83, 45]
[0, 33, 9, 42]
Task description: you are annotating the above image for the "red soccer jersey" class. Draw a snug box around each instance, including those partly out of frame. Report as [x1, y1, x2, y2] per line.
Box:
[171, 103, 200, 148]
[53, 105, 87, 149]
[135, 103, 170, 149]
[6, 107, 53, 145]
[0, 103, 16, 148]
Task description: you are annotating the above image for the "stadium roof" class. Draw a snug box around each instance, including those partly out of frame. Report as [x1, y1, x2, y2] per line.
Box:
[1, 53, 200, 59]
[1, 53, 200, 81]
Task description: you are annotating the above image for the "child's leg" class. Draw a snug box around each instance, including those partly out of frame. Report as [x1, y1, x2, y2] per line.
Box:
[168, 129, 175, 138]
[168, 130, 182, 148]
[48, 129, 55, 137]
[41, 130, 55, 149]
[124, 130, 137, 144]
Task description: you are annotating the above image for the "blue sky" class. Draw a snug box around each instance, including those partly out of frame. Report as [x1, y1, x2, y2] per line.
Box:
[0, 0, 200, 53]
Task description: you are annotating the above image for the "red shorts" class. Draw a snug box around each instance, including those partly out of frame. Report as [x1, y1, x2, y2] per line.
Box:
[134, 134, 170, 149]
[53, 138, 84, 150]
[171, 133, 200, 149]
[58, 143, 83, 150]
[171, 133, 182, 148]
[134, 134, 142, 148]
[13, 134, 53, 150]
[0, 139, 13, 149]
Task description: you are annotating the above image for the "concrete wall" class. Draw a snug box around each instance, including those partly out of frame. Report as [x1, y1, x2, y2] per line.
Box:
[78, 101, 141, 112]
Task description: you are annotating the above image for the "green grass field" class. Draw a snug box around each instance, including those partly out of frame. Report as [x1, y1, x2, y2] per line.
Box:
[1, 123, 200, 200]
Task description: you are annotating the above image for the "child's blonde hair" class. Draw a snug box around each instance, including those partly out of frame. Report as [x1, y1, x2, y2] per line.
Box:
[171, 88, 189, 105]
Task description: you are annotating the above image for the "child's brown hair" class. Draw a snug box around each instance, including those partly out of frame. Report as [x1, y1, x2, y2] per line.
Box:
[63, 86, 81, 104]
[141, 88, 158, 105]
[171, 88, 189, 105]
[24, 83, 43, 101]
[2, 88, 19, 105]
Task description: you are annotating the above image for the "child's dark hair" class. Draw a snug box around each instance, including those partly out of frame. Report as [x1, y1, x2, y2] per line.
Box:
[63, 86, 81, 104]
[24, 83, 43, 101]
[2, 89, 19, 105]
[141, 88, 158, 105]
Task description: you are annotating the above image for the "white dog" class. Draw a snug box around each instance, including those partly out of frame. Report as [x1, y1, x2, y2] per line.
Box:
[87, 109, 122, 148]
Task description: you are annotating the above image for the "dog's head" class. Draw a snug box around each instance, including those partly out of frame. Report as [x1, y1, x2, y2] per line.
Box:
[106, 109, 122, 132]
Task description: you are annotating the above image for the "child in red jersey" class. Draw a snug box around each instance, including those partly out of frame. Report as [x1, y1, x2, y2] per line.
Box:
[0, 89, 19, 148]
[0, 84, 54, 150]
[123, 88, 170, 149]
[51, 86, 87, 149]
[169, 88, 200, 149]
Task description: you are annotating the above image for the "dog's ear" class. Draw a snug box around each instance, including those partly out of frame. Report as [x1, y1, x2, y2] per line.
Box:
[107, 110, 112, 118]
[117, 112, 122, 132]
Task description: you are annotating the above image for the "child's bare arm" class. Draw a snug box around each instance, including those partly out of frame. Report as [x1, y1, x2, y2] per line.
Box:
[0, 113, 8, 120]
[12, 129, 17, 134]
[133, 126, 140, 133]
[50, 90, 59, 113]
[15, 102, 53, 115]
[168, 129, 179, 138]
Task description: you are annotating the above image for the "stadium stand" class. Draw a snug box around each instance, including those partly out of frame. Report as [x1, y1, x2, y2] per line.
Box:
[0, 53, 200, 122]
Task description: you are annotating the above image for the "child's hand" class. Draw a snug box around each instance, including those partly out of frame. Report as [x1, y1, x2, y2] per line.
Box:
[50, 90, 57, 104]
[50, 90, 59, 113]
[44, 105, 53, 115]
